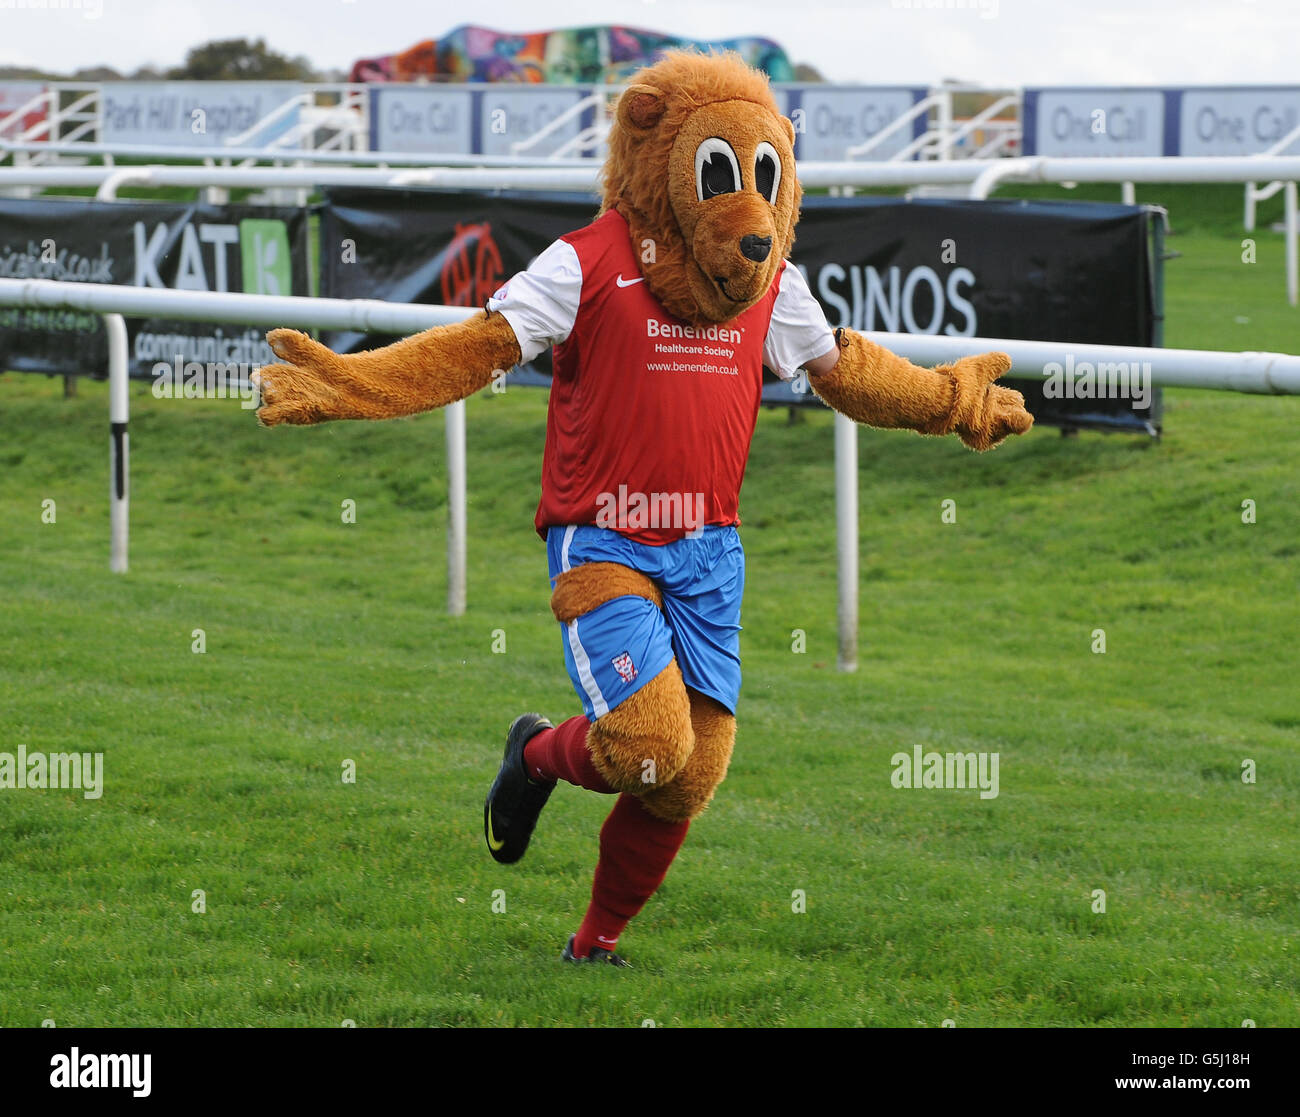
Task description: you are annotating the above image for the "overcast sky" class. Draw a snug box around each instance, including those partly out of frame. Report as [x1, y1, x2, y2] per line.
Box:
[3, 0, 1298, 85]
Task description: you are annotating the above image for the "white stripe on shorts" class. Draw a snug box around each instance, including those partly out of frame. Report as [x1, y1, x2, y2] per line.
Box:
[560, 524, 576, 572]
[559, 525, 609, 718]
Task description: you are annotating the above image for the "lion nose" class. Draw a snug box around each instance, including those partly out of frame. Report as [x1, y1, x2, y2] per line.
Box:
[739, 234, 772, 262]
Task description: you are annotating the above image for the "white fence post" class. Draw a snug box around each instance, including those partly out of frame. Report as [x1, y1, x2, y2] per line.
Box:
[445, 400, 467, 616]
[1286, 181, 1298, 309]
[834, 412, 858, 673]
[105, 313, 129, 573]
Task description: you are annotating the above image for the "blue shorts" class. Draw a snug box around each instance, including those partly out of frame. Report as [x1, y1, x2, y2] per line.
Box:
[546, 524, 745, 720]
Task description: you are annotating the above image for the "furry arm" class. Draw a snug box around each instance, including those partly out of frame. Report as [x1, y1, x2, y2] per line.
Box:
[254, 311, 521, 426]
[809, 328, 1033, 451]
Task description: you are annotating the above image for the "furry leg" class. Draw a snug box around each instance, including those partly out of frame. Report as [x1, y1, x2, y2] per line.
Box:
[545, 563, 698, 953]
[640, 689, 736, 822]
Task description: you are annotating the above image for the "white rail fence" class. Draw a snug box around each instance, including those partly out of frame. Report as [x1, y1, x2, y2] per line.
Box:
[1243, 118, 1300, 232]
[3, 278, 1298, 671]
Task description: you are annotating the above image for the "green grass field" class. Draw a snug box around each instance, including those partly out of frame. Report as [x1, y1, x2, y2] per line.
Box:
[1, 184, 1297, 1027]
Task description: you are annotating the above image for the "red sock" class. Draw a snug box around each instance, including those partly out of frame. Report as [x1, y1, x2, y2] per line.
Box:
[573, 793, 690, 957]
[524, 716, 614, 793]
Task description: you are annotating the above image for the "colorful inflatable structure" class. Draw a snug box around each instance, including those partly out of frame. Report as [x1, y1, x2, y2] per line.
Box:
[349, 25, 794, 84]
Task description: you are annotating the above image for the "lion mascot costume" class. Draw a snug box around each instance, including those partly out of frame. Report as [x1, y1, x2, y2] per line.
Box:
[254, 51, 1032, 966]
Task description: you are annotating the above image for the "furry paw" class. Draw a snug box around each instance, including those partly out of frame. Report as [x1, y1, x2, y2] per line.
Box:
[254, 330, 351, 426]
[946, 351, 1034, 451]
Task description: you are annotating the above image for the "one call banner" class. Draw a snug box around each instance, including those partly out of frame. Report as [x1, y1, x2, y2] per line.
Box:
[365, 84, 922, 160]
[1023, 86, 1300, 157]
[318, 188, 1158, 433]
[0, 198, 309, 378]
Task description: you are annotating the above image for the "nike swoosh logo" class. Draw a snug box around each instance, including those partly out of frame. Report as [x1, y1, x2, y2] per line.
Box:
[615, 275, 645, 287]
[486, 814, 506, 851]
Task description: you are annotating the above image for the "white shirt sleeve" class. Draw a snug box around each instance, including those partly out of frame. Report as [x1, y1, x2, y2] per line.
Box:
[763, 263, 835, 381]
[485, 238, 582, 364]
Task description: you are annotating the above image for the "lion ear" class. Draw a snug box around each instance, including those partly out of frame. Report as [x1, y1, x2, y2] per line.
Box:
[617, 84, 667, 134]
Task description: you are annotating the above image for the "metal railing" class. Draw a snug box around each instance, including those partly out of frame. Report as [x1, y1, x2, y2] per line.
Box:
[509, 87, 618, 159]
[1244, 118, 1300, 232]
[221, 84, 370, 154]
[0, 84, 102, 157]
[845, 93, 944, 161]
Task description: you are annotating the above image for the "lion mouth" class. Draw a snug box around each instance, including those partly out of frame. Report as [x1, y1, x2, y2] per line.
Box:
[713, 274, 757, 303]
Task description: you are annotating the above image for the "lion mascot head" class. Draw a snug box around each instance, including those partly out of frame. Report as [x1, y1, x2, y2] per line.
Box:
[600, 50, 801, 326]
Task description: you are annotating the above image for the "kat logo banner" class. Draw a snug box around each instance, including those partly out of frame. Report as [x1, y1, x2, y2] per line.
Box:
[0, 198, 308, 378]
[239, 219, 292, 296]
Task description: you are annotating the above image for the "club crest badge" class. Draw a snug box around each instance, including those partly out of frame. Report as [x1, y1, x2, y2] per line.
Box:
[611, 651, 638, 684]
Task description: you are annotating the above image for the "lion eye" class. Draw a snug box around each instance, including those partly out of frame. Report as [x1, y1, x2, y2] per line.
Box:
[695, 138, 740, 201]
[754, 142, 781, 204]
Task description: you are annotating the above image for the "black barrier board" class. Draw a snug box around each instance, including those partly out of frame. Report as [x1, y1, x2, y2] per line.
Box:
[318, 188, 1160, 435]
[0, 198, 310, 383]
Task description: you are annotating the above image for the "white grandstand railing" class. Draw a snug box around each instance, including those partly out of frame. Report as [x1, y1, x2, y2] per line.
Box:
[0, 88, 56, 143]
[1244, 118, 1300, 233]
[548, 124, 609, 160]
[221, 84, 370, 154]
[845, 93, 944, 161]
[3, 277, 1298, 668]
[509, 88, 617, 159]
[969, 127, 1019, 160]
[221, 91, 314, 150]
[0, 85, 102, 160]
[842, 88, 1021, 165]
[297, 94, 370, 153]
[935, 95, 1019, 160]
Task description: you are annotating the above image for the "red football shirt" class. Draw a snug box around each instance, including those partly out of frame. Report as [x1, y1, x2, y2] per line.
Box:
[487, 209, 833, 545]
